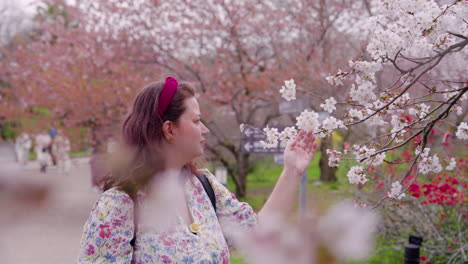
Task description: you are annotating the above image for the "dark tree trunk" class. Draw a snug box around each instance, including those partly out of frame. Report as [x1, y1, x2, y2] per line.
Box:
[319, 137, 337, 182]
[235, 153, 249, 198]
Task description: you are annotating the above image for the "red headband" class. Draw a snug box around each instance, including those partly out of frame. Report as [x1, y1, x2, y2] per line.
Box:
[157, 77, 178, 117]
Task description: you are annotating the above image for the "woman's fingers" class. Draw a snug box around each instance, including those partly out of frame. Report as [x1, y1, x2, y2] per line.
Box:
[297, 131, 314, 150]
[307, 141, 317, 156]
[304, 132, 315, 149]
[292, 130, 306, 149]
[289, 130, 318, 155]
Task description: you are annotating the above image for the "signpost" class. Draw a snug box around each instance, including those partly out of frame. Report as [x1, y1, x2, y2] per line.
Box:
[279, 99, 310, 217]
[241, 126, 286, 154]
[241, 98, 310, 217]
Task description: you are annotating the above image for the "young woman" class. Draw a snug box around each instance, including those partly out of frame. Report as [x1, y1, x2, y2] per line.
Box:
[77, 77, 317, 263]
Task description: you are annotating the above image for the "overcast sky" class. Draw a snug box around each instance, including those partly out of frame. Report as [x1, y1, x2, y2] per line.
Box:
[11, 0, 39, 14]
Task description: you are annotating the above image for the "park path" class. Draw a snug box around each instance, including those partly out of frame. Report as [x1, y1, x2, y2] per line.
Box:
[0, 143, 99, 264]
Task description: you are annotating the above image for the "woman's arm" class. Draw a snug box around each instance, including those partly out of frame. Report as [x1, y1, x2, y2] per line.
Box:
[258, 130, 317, 221]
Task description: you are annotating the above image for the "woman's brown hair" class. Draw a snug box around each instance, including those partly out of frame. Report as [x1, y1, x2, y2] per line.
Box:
[102, 79, 199, 197]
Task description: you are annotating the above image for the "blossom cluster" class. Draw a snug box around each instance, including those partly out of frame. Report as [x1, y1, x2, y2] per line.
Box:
[325, 69, 347, 86]
[416, 147, 442, 175]
[278, 126, 298, 145]
[295, 110, 320, 132]
[320, 97, 337, 113]
[367, 0, 466, 61]
[445, 157, 456, 171]
[260, 126, 280, 148]
[347, 166, 367, 185]
[259, 126, 300, 148]
[263, 0, 468, 205]
[353, 145, 386, 167]
[387, 181, 405, 200]
[456, 122, 468, 140]
[279, 79, 296, 102]
[326, 149, 343, 167]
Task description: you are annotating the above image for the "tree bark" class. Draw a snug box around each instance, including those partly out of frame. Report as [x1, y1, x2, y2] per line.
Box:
[319, 137, 337, 182]
[235, 152, 249, 198]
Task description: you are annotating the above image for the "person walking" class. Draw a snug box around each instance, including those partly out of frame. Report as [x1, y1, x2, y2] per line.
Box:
[15, 132, 32, 165]
[35, 130, 52, 173]
[52, 130, 71, 173]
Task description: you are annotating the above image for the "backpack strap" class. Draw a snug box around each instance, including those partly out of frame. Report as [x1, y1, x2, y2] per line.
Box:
[195, 173, 217, 212]
[129, 194, 138, 247]
[127, 173, 216, 248]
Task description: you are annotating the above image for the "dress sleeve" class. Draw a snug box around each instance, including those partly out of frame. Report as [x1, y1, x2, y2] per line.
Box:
[77, 189, 135, 264]
[202, 169, 258, 231]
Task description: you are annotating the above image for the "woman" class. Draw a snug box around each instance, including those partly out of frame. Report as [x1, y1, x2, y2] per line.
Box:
[77, 77, 317, 263]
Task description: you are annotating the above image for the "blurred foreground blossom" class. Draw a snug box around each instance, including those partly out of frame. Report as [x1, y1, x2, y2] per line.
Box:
[139, 169, 186, 233]
[225, 200, 379, 264]
[223, 213, 310, 264]
[316, 200, 380, 261]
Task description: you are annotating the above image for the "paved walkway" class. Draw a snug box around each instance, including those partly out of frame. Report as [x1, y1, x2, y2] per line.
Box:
[0, 143, 99, 264]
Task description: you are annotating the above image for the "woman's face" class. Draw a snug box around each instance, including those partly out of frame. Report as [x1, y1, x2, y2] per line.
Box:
[172, 97, 210, 161]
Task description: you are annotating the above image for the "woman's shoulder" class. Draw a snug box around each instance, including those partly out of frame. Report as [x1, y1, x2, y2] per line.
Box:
[95, 187, 134, 208]
[198, 168, 215, 178]
[197, 168, 220, 183]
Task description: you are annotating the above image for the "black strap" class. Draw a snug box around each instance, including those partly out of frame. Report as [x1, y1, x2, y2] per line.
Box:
[195, 173, 217, 212]
[128, 173, 216, 247]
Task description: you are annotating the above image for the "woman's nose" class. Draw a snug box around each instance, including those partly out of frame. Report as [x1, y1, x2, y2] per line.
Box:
[202, 123, 210, 135]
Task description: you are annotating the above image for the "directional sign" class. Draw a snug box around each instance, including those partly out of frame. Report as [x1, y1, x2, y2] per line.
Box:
[241, 127, 266, 140]
[279, 99, 309, 114]
[241, 126, 288, 154]
[241, 139, 282, 153]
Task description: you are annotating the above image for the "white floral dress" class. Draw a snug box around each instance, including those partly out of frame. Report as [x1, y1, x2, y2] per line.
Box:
[77, 169, 257, 264]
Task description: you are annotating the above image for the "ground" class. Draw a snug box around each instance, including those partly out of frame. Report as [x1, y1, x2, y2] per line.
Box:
[0, 143, 99, 264]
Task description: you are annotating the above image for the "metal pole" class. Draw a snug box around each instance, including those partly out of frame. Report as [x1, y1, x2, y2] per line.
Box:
[299, 170, 307, 217]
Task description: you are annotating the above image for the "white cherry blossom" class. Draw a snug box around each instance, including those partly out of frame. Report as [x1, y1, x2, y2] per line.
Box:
[446, 157, 456, 171]
[320, 97, 337, 113]
[295, 110, 320, 132]
[347, 166, 367, 185]
[455, 122, 468, 140]
[279, 79, 296, 101]
[387, 181, 405, 200]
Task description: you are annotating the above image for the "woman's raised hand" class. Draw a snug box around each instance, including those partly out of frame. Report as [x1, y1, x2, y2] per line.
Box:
[283, 130, 318, 176]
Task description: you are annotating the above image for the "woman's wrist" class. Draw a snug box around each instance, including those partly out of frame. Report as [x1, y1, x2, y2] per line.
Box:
[282, 166, 303, 179]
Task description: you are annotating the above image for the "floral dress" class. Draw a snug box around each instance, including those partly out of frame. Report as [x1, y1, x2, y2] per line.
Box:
[77, 169, 257, 264]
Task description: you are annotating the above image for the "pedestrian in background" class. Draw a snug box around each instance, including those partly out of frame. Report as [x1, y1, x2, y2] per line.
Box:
[35, 130, 52, 173]
[52, 130, 71, 173]
[15, 132, 32, 165]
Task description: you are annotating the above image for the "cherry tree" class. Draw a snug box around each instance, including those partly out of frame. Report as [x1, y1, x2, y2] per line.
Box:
[0, 2, 151, 151]
[74, 0, 360, 197]
[259, 1, 467, 261]
[263, 0, 466, 204]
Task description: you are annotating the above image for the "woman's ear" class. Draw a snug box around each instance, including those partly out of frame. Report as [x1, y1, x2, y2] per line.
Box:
[162, 121, 176, 142]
